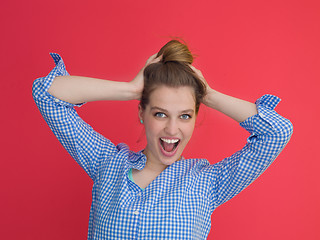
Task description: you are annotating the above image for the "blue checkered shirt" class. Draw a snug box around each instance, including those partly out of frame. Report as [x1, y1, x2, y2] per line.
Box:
[32, 53, 293, 239]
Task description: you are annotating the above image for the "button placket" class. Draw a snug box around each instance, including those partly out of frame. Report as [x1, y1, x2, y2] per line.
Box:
[133, 210, 139, 215]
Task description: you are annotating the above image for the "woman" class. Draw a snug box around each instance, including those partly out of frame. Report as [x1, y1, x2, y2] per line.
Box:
[33, 40, 293, 239]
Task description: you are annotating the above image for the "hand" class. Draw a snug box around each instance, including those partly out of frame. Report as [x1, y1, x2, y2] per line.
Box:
[189, 65, 214, 105]
[130, 53, 162, 100]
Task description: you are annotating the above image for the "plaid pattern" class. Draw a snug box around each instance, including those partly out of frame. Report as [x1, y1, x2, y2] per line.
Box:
[32, 53, 293, 239]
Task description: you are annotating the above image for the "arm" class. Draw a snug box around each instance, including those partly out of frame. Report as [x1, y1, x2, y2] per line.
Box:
[48, 76, 140, 104]
[202, 89, 258, 123]
[211, 95, 293, 209]
[47, 53, 159, 104]
[190, 66, 293, 210]
[32, 53, 159, 181]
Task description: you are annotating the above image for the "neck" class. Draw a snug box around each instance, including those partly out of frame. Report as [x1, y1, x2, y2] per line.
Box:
[142, 150, 168, 173]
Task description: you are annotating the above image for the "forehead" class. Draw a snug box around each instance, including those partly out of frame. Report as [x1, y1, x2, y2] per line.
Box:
[148, 86, 196, 112]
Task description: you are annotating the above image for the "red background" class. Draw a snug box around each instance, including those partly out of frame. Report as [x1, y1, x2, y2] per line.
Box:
[1, 0, 320, 239]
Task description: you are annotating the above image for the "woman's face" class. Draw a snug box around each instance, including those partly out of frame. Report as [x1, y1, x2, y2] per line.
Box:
[139, 85, 196, 167]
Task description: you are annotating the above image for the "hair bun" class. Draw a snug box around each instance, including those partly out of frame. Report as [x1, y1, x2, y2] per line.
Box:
[142, 39, 206, 114]
[157, 39, 193, 64]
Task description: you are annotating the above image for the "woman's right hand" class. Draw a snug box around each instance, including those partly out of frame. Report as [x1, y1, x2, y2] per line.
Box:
[130, 53, 162, 100]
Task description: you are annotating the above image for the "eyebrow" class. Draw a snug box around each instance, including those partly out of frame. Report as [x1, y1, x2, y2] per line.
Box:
[150, 106, 195, 114]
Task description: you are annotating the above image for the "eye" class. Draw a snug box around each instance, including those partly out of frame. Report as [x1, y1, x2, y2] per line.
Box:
[154, 112, 167, 118]
[180, 114, 192, 120]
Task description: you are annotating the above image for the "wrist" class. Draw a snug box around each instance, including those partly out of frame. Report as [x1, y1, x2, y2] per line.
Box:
[128, 81, 143, 101]
[202, 88, 218, 108]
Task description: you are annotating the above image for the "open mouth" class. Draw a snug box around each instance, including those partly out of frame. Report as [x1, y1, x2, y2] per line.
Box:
[160, 138, 180, 153]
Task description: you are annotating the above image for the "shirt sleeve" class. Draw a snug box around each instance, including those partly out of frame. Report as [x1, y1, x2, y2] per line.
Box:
[209, 94, 293, 210]
[32, 53, 118, 181]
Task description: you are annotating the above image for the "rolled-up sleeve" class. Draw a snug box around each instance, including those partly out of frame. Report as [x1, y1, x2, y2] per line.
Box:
[32, 53, 117, 181]
[209, 94, 293, 210]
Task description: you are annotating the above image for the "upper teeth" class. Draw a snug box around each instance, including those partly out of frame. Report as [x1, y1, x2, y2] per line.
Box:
[161, 138, 179, 144]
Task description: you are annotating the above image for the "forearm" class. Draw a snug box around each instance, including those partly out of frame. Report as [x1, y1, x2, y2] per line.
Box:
[203, 89, 258, 123]
[48, 76, 140, 105]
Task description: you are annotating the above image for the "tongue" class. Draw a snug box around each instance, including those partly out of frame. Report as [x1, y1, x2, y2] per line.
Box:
[163, 142, 175, 152]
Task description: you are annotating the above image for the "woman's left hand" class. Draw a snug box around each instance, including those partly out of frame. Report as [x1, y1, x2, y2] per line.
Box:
[189, 65, 214, 105]
[130, 53, 162, 100]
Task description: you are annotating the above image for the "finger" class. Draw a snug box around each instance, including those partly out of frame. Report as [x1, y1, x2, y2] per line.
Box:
[146, 53, 158, 62]
[189, 65, 200, 74]
[189, 65, 205, 79]
[150, 54, 162, 63]
[189, 64, 196, 70]
[146, 53, 162, 66]
[149, 53, 158, 60]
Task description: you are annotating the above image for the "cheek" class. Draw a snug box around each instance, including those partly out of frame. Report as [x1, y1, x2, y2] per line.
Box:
[144, 119, 162, 138]
[182, 122, 196, 139]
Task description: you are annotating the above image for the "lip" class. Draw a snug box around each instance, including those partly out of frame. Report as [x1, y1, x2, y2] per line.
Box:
[160, 137, 180, 143]
[160, 137, 180, 140]
[158, 137, 180, 157]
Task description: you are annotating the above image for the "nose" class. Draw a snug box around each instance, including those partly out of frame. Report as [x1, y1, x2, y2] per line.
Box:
[164, 118, 179, 136]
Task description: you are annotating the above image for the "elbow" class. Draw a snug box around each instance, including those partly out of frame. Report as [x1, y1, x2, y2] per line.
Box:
[32, 77, 44, 103]
[278, 118, 293, 146]
[284, 118, 293, 138]
[287, 119, 294, 136]
[32, 78, 39, 100]
[286, 119, 294, 140]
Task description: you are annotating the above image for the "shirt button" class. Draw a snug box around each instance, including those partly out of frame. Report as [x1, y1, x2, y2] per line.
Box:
[133, 210, 139, 215]
[54, 98, 59, 102]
